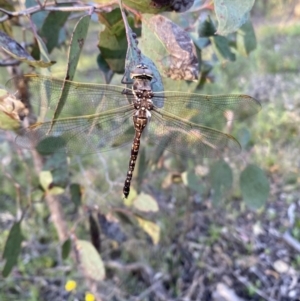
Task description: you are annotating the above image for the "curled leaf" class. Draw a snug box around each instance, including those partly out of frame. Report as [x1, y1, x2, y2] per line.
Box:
[142, 15, 199, 81]
[0, 90, 28, 130]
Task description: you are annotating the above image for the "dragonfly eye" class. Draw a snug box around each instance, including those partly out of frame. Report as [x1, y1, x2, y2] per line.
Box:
[131, 64, 154, 80]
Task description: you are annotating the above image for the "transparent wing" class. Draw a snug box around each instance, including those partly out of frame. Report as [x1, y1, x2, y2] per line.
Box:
[148, 109, 241, 159]
[6, 74, 137, 118]
[16, 106, 134, 154]
[154, 91, 261, 128]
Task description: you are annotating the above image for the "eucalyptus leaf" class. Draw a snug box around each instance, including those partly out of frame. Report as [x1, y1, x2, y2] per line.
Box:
[70, 183, 82, 208]
[25, 0, 48, 29]
[39, 10, 70, 53]
[2, 221, 24, 277]
[49, 14, 90, 127]
[62, 238, 72, 260]
[36, 136, 67, 155]
[214, 0, 255, 35]
[43, 152, 68, 188]
[98, 8, 127, 73]
[237, 20, 257, 56]
[133, 193, 159, 212]
[182, 171, 203, 194]
[210, 160, 233, 204]
[210, 35, 235, 63]
[75, 240, 105, 281]
[240, 164, 269, 209]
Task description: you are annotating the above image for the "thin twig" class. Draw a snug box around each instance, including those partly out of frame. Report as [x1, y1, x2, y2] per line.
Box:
[232, 271, 277, 301]
[0, 1, 117, 22]
[282, 230, 300, 252]
[0, 59, 21, 67]
[133, 280, 169, 301]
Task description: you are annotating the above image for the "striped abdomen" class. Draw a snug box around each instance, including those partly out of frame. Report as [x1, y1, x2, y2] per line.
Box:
[123, 115, 147, 198]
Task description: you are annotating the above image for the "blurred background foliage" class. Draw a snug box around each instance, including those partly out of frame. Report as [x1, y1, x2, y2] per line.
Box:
[0, 0, 300, 300]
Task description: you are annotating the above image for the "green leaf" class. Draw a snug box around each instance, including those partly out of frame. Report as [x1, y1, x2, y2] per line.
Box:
[214, 0, 255, 35]
[70, 183, 82, 208]
[36, 136, 67, 155]
[210, 160, 233, 204]
[39, 10, 70, 53]
[48, 14, 90, 127]
[133, 193, 159, 212]
[240, 164, 269, 210]
[236, 20, 257, 56]
[96, 53, 114, 84]
[62, 238, 72, 260]
[43, 152, 68, 188]
[39, 170, 53, 191]
[25, 0, 48, 29]
[182, 171, 203, 194]
[210, 35, 235, 63]
[66, 14, 90, 81]
[198, 16, 216, 37]
[236, 127, 251, 149]
[75, 240, 105, 281]
[98, 8, 127, 73]
[2, 221, 24, 277]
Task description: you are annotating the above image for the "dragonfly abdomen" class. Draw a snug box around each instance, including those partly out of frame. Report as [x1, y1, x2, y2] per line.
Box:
[123, 115, 148, 198]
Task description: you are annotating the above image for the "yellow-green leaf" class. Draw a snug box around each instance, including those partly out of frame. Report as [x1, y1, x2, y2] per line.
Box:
[76, 240, 105, 281]
[39, 170, 53, 191]
[136, 217, 160, 245]
[48, 186, 64, 195]
[133, 193, 159, 212]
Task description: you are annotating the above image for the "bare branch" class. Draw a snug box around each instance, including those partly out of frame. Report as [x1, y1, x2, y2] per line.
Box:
[0, 1, 117, 22]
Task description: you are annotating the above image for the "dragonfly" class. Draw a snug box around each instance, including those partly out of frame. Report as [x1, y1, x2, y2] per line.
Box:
[6, 64, 261, 198]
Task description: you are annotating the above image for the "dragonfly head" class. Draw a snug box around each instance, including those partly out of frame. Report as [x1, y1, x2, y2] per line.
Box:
[130, 64, 153, 81]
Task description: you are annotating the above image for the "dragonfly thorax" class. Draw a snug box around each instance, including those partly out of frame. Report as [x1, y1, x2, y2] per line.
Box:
[131, 68, 154, 112]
